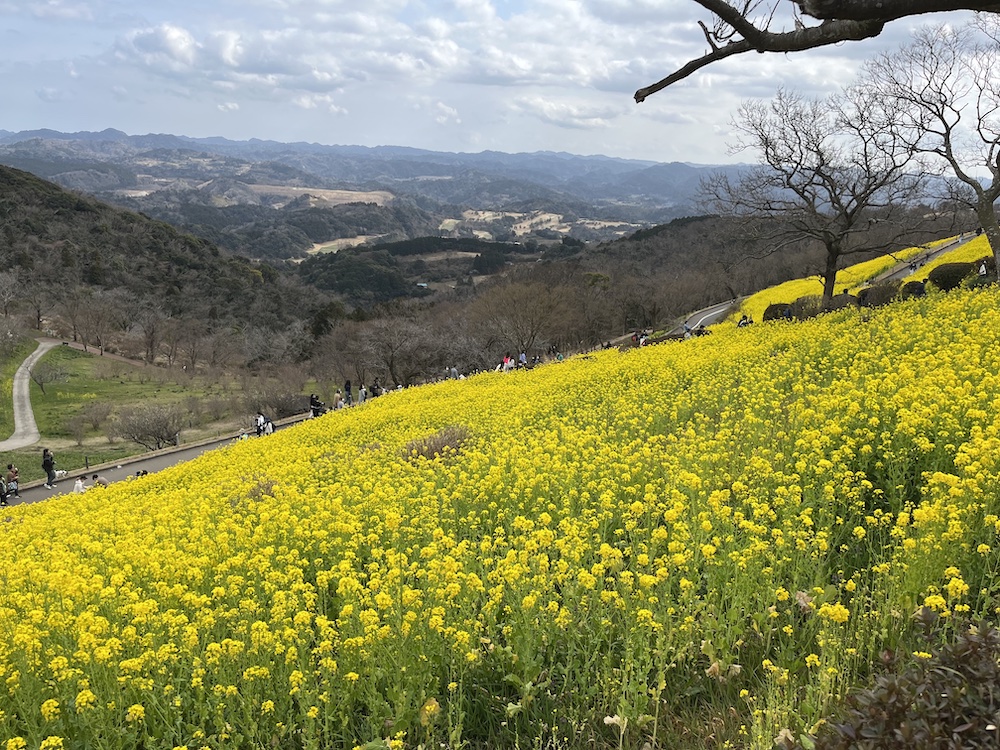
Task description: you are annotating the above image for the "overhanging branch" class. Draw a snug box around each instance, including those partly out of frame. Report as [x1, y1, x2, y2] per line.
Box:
[636, 19, 883, 102]
[635, 0, 1000, 102]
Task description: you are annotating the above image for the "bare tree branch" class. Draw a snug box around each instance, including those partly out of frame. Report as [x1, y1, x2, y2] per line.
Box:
[635, 0, 1000, 102]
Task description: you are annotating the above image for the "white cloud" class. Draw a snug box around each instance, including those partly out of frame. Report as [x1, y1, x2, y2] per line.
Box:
[35, 87, 65, 102]
[0, 0, 985, 162]
[434, 101, 461, 125]
[30, 0, 92, 21]
[120, 24, 200, 72]
[513, 95, 624, 129]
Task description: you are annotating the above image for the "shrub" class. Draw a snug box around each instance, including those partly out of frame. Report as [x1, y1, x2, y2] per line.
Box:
[243, 382, 309, 419]
[762, 303, 792, 321]
[827, 292, 859, 311]
[65, 415, 87, 446]
[81, 401, 113, 431]
[900, 280, 926, 300]
[112, 403, 185, 450]
[858, 281, 901, 308]
[812, 615, 1000, 750]
[927, 262, 974, 292]
[791, 295, 823, 320]
[403, 425, 471, 460]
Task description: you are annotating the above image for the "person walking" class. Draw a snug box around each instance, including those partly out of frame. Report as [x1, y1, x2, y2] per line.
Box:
[41, 448, 57, 488]
[343, 380, 352, 406]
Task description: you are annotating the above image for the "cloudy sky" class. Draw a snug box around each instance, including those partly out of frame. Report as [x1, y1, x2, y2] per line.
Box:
[0, 1, 976, 164]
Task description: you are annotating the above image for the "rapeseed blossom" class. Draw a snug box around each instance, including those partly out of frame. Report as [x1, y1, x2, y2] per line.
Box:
[0, 284, 998, 748]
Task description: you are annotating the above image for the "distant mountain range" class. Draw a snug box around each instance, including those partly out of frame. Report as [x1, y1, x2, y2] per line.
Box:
[0, 128, 748, 257]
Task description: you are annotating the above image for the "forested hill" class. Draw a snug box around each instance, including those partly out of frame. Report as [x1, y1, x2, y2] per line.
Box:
[0, 165, 325, 331]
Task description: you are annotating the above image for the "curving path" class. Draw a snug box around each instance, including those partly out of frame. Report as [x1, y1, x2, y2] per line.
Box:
[0, 339, 57, 452]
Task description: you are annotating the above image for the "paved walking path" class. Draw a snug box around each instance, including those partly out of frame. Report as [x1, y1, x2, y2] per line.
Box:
[0, 339, 57, 452]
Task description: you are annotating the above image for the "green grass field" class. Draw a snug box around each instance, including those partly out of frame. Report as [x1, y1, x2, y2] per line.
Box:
[0, 343, 303, 483]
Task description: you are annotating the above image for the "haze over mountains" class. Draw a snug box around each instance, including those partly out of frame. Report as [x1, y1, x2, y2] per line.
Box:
[0, 128, 745, 260]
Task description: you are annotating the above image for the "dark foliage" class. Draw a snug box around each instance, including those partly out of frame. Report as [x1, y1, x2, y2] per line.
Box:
[298, 249, 424, 306]
[370, 236, 513, 257]
[790, 295, 823, 320]
[472, 249, 507, 274]
[813, 617, 1000, 750]
[927, 262, 975, 292]
[763, 302, 793, 321]
[858, 281, 901, 308]
[900, 280, 926, 299]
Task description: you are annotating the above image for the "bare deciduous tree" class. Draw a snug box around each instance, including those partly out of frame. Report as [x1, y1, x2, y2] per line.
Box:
[113, 404, 186, 451]
[701, 87, 930, 307]
[0, 269, 19, 319]
[30, 361, 68, 395]
[635, 1, 1000, 102]
[362, 316, 435, 387]
[468, 278, 570, 357]
[860, 24, 1000, 278]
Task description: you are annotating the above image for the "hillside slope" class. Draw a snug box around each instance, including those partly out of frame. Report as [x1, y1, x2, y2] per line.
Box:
[0, 284, 998, 748]
[0, 164, 322, 330]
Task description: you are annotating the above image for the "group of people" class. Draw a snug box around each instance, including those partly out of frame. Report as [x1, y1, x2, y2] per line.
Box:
[0, 464, 20, 506]
[497, 352, 542, 372]
[309, 379, 392, 418]
[254, 412, 276, 436]
[0, 450, 115, 503]
[73, 473, 111, 494]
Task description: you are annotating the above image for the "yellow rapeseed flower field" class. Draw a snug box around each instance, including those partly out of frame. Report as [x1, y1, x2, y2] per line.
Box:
[1, 284, 1000, 748]
[738, 234, 979, 322]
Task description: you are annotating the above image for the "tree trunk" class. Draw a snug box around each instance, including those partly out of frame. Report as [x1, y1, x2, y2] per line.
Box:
[975, 199, 1000, 282]
[822, 244, 840, 308]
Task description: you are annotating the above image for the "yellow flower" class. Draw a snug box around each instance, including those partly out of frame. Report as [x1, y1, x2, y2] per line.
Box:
[805, 654, 820, 668]
[39, 739, 63, 750]
[923, 594, 947, 611]
[419, 697, 441, 726]
[126, 704, 145, 722]
[261, 700, 275, 714]
[818, 603, 850, 624]
[946, 577, 969, 599]
[6, 739, 27, 750]
[75, 689, 98, 713]
[40, 699, 60, 722]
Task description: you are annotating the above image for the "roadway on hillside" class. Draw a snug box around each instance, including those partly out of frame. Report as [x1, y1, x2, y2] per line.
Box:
[0, 339, 58, 452]
[874, 232, 978, 284]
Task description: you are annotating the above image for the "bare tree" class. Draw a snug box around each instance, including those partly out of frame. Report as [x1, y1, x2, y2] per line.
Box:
[860, 24, 1000, 278]
[468, 278, 571, 356]
[701, 87, 929, 307]
[177, 317, 209, 371]
[30, 361, 68, 395]
[79, 290, 123, 356]
[136, 306, 166, 364]
[634, 1, 1000, 102]
[362, 316, 435, 387]
[113, 404, 186, 451]
[0, 269, 21, 319]
[59, 286, 88, 346]
[20, 277, 56, 331]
